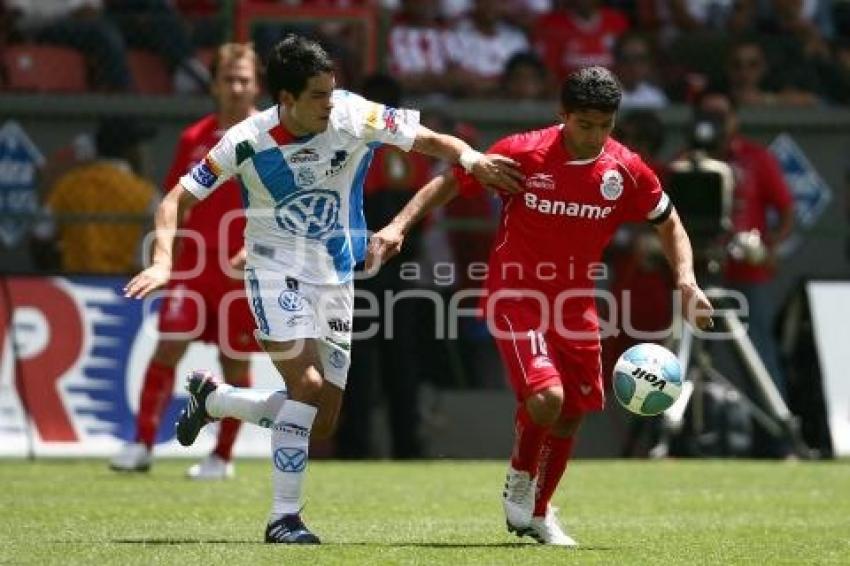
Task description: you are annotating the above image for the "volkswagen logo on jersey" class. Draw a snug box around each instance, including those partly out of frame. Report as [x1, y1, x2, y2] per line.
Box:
[278, 289, 304, 312]
[296, 167, 316, 187]
[275, 189, 341, 239]
[600, 170, 624, 200]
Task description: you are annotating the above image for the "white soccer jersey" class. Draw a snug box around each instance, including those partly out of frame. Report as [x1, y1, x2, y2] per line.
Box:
[180, 90, 421, 284]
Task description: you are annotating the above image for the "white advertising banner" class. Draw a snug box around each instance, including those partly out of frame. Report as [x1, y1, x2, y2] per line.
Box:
[0, 276, 281, 457]
[806, 281, 850, 456]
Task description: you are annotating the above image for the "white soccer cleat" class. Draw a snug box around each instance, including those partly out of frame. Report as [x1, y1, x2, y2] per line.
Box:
[528, 506, 578, 547]
[503, 466, 536, 532]
[186, 454, 234, 480]
[109, 442, 152, 472]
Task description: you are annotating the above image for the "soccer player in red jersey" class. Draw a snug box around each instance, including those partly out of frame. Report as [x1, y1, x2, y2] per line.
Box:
[110, 43, 261, 479]
[368, 66, 714, 546]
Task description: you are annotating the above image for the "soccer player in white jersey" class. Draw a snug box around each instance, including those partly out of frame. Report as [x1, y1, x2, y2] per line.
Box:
[123, 34, 522, 544]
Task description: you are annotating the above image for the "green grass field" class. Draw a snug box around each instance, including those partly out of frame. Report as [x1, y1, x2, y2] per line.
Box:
[2, 459, 848, 565]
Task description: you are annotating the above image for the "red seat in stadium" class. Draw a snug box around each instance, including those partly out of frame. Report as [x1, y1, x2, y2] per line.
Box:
[3, 44, 88, 92]
[128, 49, 172, 95]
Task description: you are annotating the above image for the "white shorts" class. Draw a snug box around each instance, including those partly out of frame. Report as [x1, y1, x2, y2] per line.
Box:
[244, 261, 352, 390]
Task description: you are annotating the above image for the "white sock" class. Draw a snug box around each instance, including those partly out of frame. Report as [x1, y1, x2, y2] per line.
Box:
[205, 384, 287, 428]
[271, 400, 317, 517]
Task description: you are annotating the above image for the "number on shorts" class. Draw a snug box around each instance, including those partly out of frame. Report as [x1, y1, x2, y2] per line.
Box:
[526, 330, 548, 356]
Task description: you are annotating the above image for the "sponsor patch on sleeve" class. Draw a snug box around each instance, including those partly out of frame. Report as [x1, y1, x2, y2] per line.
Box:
[382, 107, 399, 134]
[365, 103, 383, 129]
[190, 157, 219, 188]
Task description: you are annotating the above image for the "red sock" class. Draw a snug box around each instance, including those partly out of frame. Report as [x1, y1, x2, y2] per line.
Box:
[510, 405, 549, 476]
[533, 434, 575, 517]
[135, 361, 176, 447]
[213, 373, 251, 461]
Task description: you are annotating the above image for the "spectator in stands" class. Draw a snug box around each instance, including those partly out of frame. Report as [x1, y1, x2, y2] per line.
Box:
[337, 74, 435, 459]
[696, 90, 796, 458]
[444, 0, 529, 97]
[822, 38, 850, 105]
[4, 0, 132, 90]
[439, 0, 553, 33]
[46, 116, 157, 274]
[105, 0, 210, 93]
[755, 0, 833, 104]
[386, 0, 454, 96]
[501, 50, 549, 100]
[533, 0, 630, 81]
[758, 0, 834, 49]
[724, 35, 820, 106]
[614, 31, 669, 109]
[643, 0, 755, 44]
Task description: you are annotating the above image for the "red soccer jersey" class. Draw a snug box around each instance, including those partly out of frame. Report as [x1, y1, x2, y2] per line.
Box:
[167, 114, 245, 260]
[724, 136, 794, 284]
[533, 8, 630, 81]
[454, 125, 669, 331]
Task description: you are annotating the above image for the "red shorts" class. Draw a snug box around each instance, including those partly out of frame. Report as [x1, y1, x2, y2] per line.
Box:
[492, 299, 604, 415]
[158, 250, 259, 354]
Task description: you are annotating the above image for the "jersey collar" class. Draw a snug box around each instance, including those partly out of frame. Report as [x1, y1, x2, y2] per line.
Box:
[271, 105, 315, 145]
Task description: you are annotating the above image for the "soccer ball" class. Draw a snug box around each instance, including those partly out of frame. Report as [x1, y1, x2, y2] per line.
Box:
[612, 343, 684, 416]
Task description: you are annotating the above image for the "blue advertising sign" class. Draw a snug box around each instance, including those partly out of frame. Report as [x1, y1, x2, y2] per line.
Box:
[0, 121, 44, 246]
[769, 133, 832, 228]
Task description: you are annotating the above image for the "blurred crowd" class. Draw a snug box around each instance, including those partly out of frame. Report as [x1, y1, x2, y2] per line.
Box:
[1, 0, 850, 106]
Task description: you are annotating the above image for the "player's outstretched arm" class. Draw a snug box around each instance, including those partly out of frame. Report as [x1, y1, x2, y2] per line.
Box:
[653, 208, 714, 330]
[410, 125, 523, 193]
[366, 172, 459, 272]
[124, 183, 198, 299]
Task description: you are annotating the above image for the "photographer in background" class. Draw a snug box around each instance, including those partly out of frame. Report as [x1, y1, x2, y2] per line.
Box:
[691, 90, 796, 458]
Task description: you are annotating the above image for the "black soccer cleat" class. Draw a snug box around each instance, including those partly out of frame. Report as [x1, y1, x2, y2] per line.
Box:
[264, 514, 321, 544]
[174, 370, 219, 447]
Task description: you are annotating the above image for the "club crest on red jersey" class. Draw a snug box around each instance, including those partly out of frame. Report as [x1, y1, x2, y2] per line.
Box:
[600, 169, 624, 200]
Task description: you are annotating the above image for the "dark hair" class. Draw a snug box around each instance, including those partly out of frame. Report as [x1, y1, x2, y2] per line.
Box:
[615, 109, 664, 157]
[694, 87, 737, 112]
[96, 117, 156, 158]
[560, 66, 622, 113]
[362, 73, 402, 107]
[265, 34, 334, 101]
[504, 51, 547, 79]
[613, 31, 653, 64]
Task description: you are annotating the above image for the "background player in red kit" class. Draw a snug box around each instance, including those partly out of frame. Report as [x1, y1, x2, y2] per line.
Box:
[368, 66, 713, 546]
[110, 43, 261, 479]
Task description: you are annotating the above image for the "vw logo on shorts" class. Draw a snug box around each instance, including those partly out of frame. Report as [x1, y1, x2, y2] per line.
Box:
[275, 189, 340, 239]
[329, 349, 346, 369]
[278, 289, 304, 312]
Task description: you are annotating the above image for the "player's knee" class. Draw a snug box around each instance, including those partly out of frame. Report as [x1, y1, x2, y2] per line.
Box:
[219, 357, 251, 387]
[526, 387, 564, 427]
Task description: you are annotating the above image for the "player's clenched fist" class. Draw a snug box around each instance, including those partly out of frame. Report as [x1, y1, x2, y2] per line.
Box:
[678, 280, 714, 331]
[124, 263, 171, 299]
[365, 226, 404, 274]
